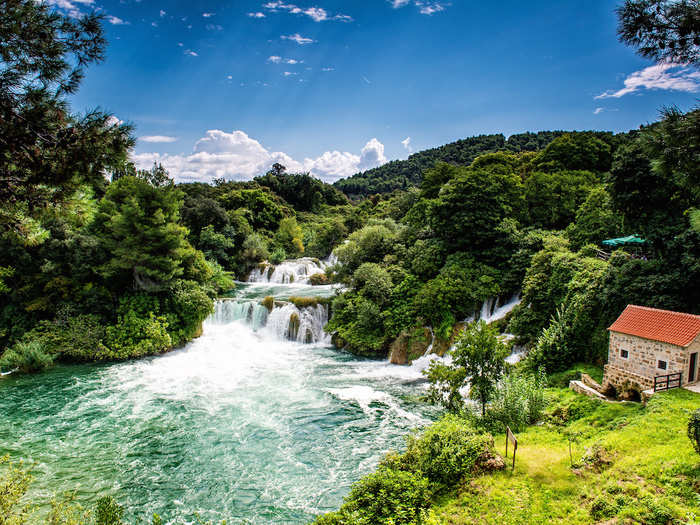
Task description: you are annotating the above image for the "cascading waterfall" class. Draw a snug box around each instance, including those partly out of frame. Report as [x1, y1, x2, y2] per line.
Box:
[207, 300, 270, 330]
[266, 303, 331, 344]
[465, 292, 522, 324]
[247, 257, 334, 285]
[208, 298, 330, 345]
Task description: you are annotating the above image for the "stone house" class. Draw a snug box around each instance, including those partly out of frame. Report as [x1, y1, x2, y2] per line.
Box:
[603, 305, 700, 391]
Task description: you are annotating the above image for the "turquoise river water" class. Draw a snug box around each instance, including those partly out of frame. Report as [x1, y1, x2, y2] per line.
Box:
[0, 282, 439, 524]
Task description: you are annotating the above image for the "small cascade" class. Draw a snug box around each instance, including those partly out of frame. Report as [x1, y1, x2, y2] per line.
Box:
[464, 293, 522, 324]
[423, 327, 435, 357]
[207, 299, 330, 345]
[266, 303, 330, 344]
[208, 300, 270, 329]
[247, 258, 330, 285]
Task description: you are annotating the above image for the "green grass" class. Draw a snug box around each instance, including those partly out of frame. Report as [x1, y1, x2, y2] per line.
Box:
[426, 388, 700, 524]
[546, 363, 604, 388]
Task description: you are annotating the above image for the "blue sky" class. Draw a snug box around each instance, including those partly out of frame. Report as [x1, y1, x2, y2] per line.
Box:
[57, 0, 700, 182]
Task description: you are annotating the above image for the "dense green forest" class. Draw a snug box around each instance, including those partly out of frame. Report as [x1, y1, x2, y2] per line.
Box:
[324, 116, 699, 372]
[332, 131, 621, 197]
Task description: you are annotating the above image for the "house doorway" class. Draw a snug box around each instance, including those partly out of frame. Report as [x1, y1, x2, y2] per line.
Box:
[689, 352, 698, 383]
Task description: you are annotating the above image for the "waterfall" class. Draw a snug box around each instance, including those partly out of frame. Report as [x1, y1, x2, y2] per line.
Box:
[207, 299, 330, 345]
[208, 300, 269, 330]
[247, 257, 331, 285]
[423, 327, 435, 357]
[464, 293, 522, 324]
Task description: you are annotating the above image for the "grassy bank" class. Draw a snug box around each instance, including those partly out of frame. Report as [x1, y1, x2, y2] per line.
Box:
[427, 388, 699, 524]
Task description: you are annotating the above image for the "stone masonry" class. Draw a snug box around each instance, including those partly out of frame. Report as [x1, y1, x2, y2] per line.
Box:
[603, 331, 700, 390]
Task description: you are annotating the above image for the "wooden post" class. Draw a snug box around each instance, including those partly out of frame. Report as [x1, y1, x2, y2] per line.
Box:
[506, 426, 517, 472]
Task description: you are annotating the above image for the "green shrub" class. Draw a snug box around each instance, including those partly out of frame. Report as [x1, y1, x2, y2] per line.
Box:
[104, 311, 171, 360]
[26, 315, 108, 362]
[94, 496, 125, 525]
[482, 370, 547, 432]
[0, 455, 32, 522]
[269, 246, 287, 265]
[688, 408, 700, 455]
[0, 340, 54, 373]
[340, 468, 431, 525]
[590, 495, 617, 521]
[401, 414, 494, 486]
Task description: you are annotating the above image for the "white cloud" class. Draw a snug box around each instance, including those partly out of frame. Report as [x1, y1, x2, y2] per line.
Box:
[133, 130, 387, 183]
[140, 135, 178, 143]
[185, 49, 198, 57]
[202, 12, 214, 17]
[596, 63, 700, 99]
[417, 2, 445, 15]
[389, 0, 447, 15]
[593, 107, 604, 115]
[268, 55, 282, 63]
[45, 0, 95, 18]
[206, 24, 223, 31]
[283, 71, 297, 77]
[263, 2, 352, 22]
[159, 9, 166, 17]
[248, 12, 266, 18]
[358, 138, 387, 171]
[151, 21, 158, 27]
[401, 136, 413, 152]
[106, 15, 128, 25]
[322, 67, 335, 72]
[362, 76, 371, 84]
[226, 75, 233, 80]
[282, 33, 316, 45]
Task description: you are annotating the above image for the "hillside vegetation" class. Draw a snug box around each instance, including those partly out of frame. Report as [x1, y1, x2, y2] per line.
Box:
[333, 131, 620, 198]
[314, 387, 699, 525]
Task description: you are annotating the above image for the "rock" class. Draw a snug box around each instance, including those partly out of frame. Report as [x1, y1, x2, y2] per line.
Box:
[389, 328, 432, 365]
[474, 450, 506, 472]
[389, 333, 409, 365]
[331, 332, 346, 350]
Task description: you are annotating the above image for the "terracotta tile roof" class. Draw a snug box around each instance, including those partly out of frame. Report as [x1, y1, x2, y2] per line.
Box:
[608, 305, 700, 347]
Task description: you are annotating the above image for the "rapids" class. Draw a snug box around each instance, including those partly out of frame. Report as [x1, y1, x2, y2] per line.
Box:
[0, 279, 437, 524]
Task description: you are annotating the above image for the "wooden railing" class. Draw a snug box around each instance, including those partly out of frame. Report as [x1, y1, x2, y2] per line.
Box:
[654, 372, 682, 392]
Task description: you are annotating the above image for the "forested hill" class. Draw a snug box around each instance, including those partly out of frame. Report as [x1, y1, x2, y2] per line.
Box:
[333, 131, 616, 197]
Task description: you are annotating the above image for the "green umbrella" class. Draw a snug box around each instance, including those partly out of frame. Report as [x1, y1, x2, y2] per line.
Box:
[601, 235, 646, 247]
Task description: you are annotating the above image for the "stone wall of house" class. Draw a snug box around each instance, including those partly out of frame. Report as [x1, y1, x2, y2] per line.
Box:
[602, 332, 688, 389]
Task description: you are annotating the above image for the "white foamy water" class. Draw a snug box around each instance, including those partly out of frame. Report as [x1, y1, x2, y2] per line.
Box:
[0, 277, 437, 525]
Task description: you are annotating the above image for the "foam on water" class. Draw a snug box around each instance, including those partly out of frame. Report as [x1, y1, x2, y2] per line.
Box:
[0, 276, 436, 524]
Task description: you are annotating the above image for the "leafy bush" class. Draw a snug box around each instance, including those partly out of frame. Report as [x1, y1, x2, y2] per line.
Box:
[104, 310, 171, 360]
[401, 415, 495, 486]
[0, 340, 54, 373]
[269, 246, 287, 265]
[326, 293, 386, 355]
[482, 370, 548, 432]
[352, 263, 393, 305]
[0, 455, 32, 522]
[316, 468, 431, 525]
[688, 409, 700, 455]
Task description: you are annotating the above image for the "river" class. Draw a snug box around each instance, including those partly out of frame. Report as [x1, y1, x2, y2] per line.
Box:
[0, 262, 439, 524]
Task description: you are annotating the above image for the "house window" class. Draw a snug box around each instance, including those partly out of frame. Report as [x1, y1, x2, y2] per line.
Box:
[620, 349, 629, 359]
[657, 360, 667, 371]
